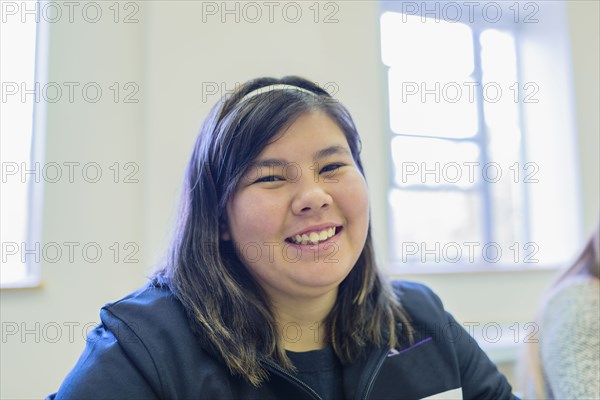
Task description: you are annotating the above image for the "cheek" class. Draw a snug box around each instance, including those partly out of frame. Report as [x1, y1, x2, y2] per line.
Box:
[227, 192, 287, 240]
[336, 173, 370, 221]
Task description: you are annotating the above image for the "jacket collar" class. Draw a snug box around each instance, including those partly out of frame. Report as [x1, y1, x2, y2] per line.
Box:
[342, 345, 390, 400]
[257, 343, 391, 400]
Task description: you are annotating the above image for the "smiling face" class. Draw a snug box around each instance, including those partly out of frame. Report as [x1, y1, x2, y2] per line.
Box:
[223, 111, 370, 302]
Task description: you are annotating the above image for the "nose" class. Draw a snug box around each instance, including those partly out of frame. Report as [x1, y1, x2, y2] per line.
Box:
[291, 182, 333, 216]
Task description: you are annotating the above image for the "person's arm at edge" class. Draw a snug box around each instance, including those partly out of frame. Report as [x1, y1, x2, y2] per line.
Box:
[540, 279, 600, 399]
[47, 316, 160, 400]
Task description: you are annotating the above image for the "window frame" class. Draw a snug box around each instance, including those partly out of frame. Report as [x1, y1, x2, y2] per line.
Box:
[1, 2, 49, 289]
[380, 0, 582, 273]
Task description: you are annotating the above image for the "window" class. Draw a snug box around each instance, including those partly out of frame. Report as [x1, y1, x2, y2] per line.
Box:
[380, 1, 581, 270]
[1, 2, 49, 287]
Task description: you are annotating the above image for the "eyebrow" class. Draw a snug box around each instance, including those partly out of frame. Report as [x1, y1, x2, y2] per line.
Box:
[249, 145, 351, 169]
[248, 159, 288, 169]
[313, 145, 351, 160]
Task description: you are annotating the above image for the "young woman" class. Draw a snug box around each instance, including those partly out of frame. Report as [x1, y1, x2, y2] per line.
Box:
[49, 76, 516, 399]
[519, 224, 599, 399]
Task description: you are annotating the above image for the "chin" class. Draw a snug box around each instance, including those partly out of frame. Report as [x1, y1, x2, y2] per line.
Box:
[291, 264, 354, 290]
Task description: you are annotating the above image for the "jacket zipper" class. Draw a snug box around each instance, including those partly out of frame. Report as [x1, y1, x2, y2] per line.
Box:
[261, 359, 322, 400]
[359, 348, 389, 400]
[262, 347, 388, 400]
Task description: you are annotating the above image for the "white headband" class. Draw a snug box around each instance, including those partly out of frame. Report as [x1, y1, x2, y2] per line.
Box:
[238, 84, 317, 103]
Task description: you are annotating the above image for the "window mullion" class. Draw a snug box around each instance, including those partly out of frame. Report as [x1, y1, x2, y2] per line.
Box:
[512, 27, 532, 245]
[471, 27, 493, 246]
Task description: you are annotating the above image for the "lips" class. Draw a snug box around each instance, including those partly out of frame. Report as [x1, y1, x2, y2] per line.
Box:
[285, 225, 342, 245]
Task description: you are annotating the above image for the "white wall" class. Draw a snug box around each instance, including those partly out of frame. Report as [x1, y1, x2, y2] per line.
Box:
[568, 0, 600, 235]
[1, 4, 147, 398]
[1, 1, 597, 398]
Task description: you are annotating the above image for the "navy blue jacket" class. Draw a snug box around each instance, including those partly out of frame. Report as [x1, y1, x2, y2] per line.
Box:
[49, 281, 516, 399]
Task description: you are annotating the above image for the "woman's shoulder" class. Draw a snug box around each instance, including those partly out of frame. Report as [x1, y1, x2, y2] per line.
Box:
[539, 277, 600, 398]
[551, 274, 599, 293]
[98, 283, 194, 345]
[53, 286, 228, 398]
[545, 275, 599, 313]
[102, 283, 182, 317]
[391, 281, 444, 307]
[542, 276, 599, 326]
[390, 280, 448, 324]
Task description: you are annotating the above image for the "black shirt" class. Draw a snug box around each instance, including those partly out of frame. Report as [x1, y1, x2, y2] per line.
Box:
[286, 346, 344, 400]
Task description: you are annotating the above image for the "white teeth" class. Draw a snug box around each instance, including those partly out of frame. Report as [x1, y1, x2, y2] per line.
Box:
[301, 234, 309, 244]
[309, 232, 319, 244]
[288, 227, 337, 245]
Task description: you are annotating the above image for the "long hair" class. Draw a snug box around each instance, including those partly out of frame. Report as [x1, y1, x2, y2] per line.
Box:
[553, 223, 600, 282]
[519, 223, 600, 398]
[153, 76, 413, 386]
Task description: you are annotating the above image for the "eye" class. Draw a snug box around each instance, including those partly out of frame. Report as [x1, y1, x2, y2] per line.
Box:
[254, 175, 284, 183]
[320, 163, 344, 174]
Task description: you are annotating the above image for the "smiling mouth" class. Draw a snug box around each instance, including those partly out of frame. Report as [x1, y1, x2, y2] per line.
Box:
[285, 226, 342, 245]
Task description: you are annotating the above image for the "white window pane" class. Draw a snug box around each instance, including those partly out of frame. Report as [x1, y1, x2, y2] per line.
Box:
[480, 29, 517, 80]
[0, 7, 39, 287]
[391, 136, 480, 188]
[382, 11, 478, 139]
[488, 167, 527, 247]
[380, 12, 474, 76]
[481, 29, 520, 131]
[480, 29, 527, 252]
[388, 70, 479, 137]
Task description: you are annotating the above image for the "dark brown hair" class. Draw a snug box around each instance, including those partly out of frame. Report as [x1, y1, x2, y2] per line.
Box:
[154, 76, 413, 386]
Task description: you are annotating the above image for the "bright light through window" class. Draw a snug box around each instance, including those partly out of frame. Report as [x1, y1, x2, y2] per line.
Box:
[1, 5, 44, 287]
[383, 13, 478, 138]
[380, 2, 580, 269]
